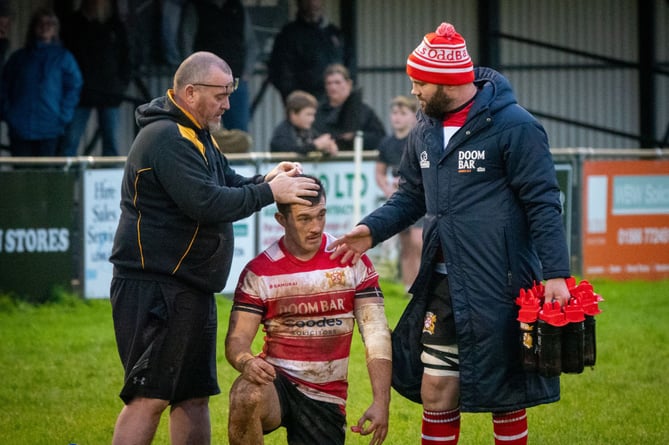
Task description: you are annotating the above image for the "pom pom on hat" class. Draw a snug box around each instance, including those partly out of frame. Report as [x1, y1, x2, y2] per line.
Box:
[406, 22, 475, 85]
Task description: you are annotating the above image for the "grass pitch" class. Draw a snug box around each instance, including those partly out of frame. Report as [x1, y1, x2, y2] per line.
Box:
[0, 278, 667, 444]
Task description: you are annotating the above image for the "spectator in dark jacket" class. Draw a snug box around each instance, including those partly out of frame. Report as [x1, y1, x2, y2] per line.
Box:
[314, 63, 386, 151]
[270, 89, 337, 156]
[0, 7, 82, 157]
[268, 0, 351, 102]
[0, 1, 12, 76]
[60, 0, 132, 156]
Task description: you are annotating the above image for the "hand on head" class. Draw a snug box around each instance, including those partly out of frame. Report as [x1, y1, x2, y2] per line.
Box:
[268, 173, 319, 206]
[265, 161, 303, 182]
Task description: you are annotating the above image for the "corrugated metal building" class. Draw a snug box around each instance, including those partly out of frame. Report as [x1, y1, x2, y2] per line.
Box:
[2, 0, 667, 154]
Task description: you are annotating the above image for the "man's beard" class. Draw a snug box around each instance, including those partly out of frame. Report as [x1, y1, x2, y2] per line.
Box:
[207, 119, 222, 132]
[423, 86, 456, 119]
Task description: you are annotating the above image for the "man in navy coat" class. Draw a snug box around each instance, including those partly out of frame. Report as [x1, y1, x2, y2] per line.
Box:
[330, 22, 571, 445]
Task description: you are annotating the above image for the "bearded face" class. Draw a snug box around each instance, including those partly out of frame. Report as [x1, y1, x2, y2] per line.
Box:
[423, 85, 458, 119]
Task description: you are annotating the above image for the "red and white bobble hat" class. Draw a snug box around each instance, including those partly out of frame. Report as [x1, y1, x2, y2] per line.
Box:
[406, 22, 475, 85]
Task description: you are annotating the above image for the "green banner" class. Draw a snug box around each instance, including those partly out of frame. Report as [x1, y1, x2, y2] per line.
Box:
[0, 171, 77, 301]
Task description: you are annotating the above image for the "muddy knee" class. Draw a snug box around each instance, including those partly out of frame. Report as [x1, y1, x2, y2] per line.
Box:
[229, 378, 266, 412]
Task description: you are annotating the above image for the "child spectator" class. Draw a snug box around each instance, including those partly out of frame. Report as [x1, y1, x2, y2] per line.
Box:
[375, 95, 421, 293]
[270, 90, 338, 156]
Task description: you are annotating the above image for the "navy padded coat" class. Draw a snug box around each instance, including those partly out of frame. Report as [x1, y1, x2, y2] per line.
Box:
[362, 67, 570, 412]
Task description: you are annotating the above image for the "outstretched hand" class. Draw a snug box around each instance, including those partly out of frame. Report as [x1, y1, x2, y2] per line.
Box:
[327, 225, 372, 265]
[350, 400, 389, 445]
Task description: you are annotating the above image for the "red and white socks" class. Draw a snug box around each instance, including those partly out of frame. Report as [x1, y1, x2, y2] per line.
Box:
[492, 409, 528, 445]
[421, 407, 528, 444]
[422, 407, 461, 445]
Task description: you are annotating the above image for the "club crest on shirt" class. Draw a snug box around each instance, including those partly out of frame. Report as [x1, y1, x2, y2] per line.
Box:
[419, 151, 430, 169]
[325, 270, 346, 287]
[423, 311, 437, 335]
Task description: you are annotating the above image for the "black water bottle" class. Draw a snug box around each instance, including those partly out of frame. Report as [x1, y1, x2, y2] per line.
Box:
[561, 321, 584, 373]
[583, 315, 597, 367]
[536, 319, 562, 377]
[536, 301, 565, 378]
[562, 297, 585, 374]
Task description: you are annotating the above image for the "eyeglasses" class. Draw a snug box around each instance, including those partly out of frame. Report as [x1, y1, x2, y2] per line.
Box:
[192, 78, 239, 94]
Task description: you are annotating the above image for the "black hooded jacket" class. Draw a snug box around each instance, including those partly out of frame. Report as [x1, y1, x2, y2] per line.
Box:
[110, 91, 274, 292]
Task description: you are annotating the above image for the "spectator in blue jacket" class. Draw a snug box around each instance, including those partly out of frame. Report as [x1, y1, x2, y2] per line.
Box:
[0, 7, 82, 157]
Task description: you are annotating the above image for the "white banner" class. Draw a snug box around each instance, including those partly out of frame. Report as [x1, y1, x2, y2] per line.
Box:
[83, 169, 124, 298]
[222, 165, 258, 294]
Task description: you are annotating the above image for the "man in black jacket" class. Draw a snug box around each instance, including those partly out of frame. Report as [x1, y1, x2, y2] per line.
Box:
[59, 0, 131, 156]
[314, 63, 386, 151]
[268, 0, 351, 102]
[109, 51, 319, 445]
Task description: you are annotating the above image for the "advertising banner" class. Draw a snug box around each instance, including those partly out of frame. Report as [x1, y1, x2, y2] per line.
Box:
[83, 169, 124, 298]
[582, 160, 669, 280]
[221, 165, 257, 294]
[0, 171, 77, 299]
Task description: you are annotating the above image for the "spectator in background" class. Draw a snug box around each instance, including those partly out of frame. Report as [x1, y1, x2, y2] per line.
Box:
[268, 0, 351, 102]
[160, 0, 186, 67]
[375, 95, 421, 294]
[270, 89, 338, 156]
[0, 1, 12, 75]
[60, 0, 132, 157]
[0, 7, 82, 157]
[314, 63, 385, 151]
[182, 0, 258, 132]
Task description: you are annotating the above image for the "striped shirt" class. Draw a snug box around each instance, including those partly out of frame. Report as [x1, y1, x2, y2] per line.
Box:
[232, 233, 382, 406]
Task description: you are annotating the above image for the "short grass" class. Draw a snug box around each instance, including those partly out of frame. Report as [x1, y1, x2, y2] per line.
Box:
[0, 278, 667, 444]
